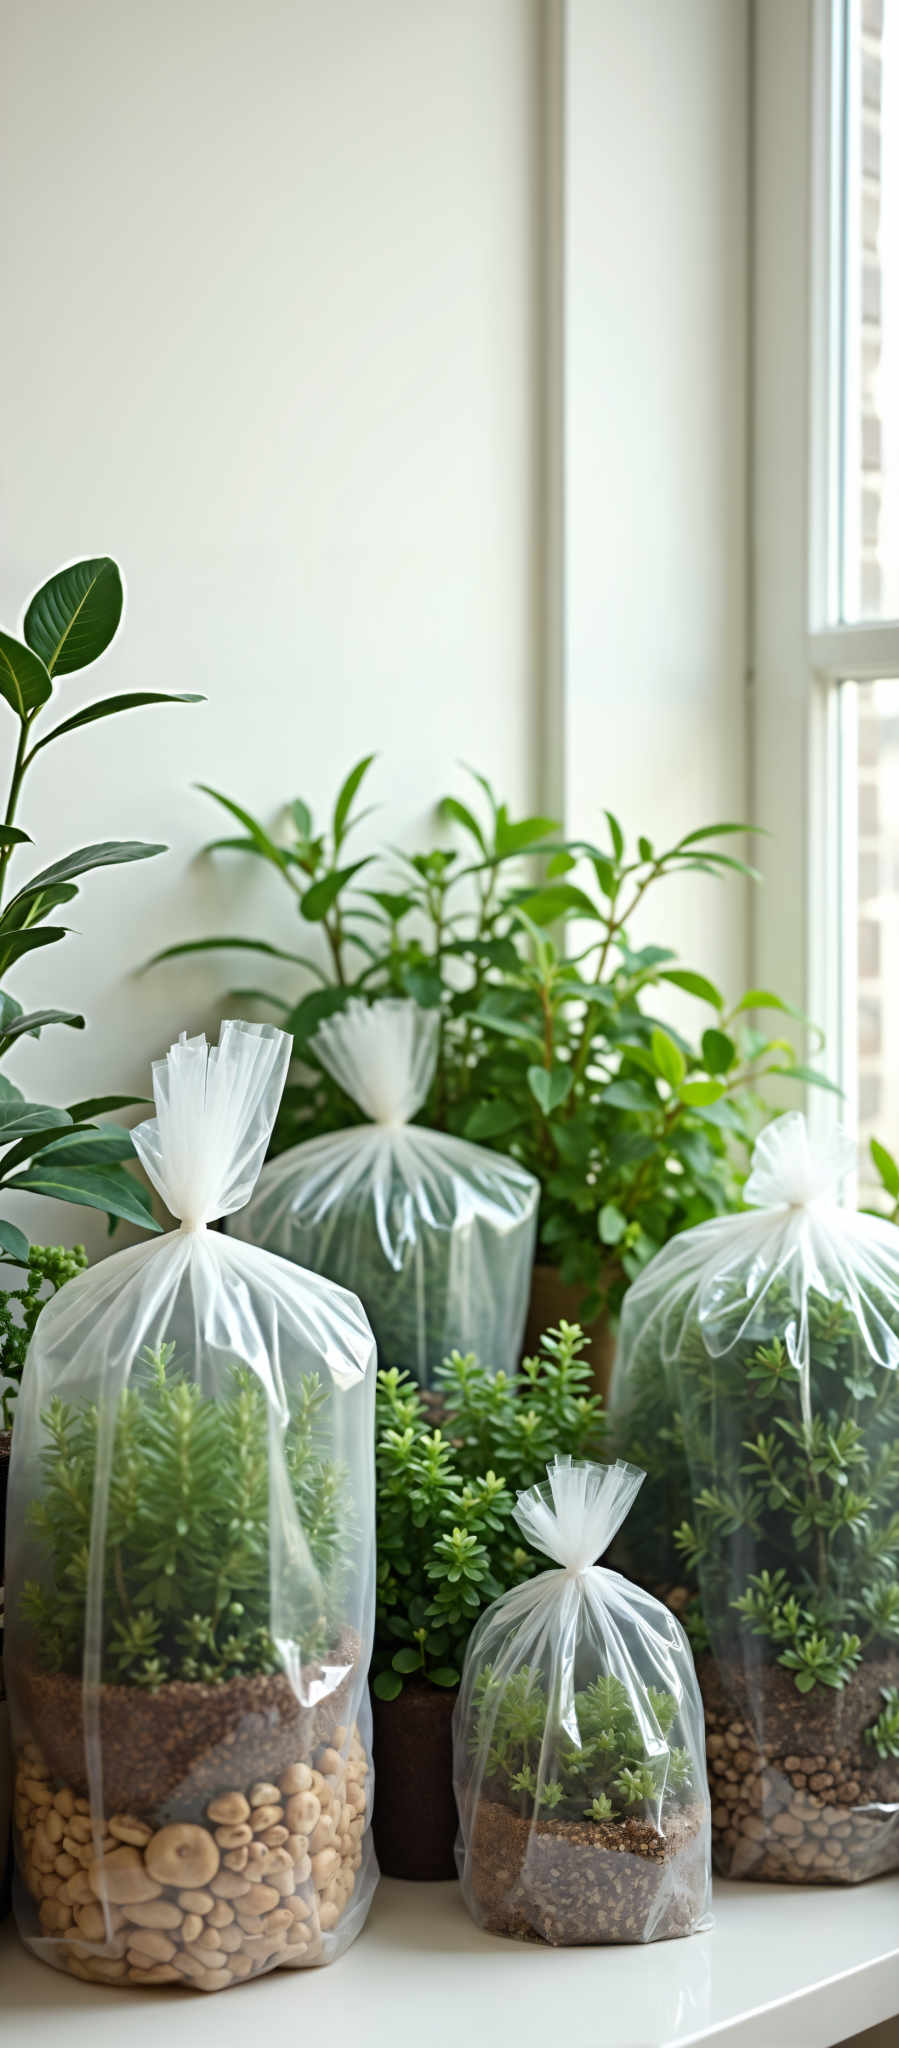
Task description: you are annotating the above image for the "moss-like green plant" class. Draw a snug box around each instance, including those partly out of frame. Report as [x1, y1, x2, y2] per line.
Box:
[0, 1243, 88, 1429]
[373, 1323, 605, 1699]
[615, 1278, 899, 1723]
[470, 1665, 692, 1825]
[21, 1342, 350, 1687]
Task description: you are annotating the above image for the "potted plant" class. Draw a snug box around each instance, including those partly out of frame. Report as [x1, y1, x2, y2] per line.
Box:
[460, 1665, 707, 1944]
[370, 1321, 605, 1878]
[148, 763, 828, 1391]
[611, 1119, 899, 1883]
[11, 1341, 372, 1986]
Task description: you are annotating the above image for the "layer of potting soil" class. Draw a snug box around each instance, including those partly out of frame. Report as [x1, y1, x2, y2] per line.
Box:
[18, 1629, 361, 1817]
[468, 1799, 709, 1945]
[701, 1654, 899, 1883]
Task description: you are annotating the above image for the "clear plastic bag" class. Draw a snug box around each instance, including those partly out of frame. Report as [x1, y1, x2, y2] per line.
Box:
[610, 1111, 899, 1884]
[6, 1020, 378, 1992]
[453, 1458, 711, 1945]
[230, 999, 540, 1386]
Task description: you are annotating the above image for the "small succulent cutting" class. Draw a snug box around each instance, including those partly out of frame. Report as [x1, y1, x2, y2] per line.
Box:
[471, 1665, 693, 1824]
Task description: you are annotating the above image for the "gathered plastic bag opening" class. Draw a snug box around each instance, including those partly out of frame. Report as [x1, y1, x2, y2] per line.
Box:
[453, 1458, 711, 1945]
[229, 998, 540, 1387]
[6, 1021, 378, 1991]
[610, 1112, 899, 1885]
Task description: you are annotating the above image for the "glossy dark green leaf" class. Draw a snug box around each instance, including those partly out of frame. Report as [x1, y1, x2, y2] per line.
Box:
[0, 1008, 85, 1046]
[23, 557, 122, 674]
[0, 1218, 30, 1263]
[372, 1669, 403, 1702]
[6, 842, 164, 912]
[34, 1123, 135, 1166]
[5, 1161, 160, 1230]
[333, 755, 376, 849]
[0, 1102, 72, 1143]
[66, 1094, 149, 1119]
[30, 692, 202, 756]
[0, 926, 68, 974]
[0, 827, 31, 848]
[0, 631, 52, 716]
[429, 1667, 460, 1688]
[301, 860, 370, 921]
[701, 1028, 737, 1075]
[0, 883, 78, 934]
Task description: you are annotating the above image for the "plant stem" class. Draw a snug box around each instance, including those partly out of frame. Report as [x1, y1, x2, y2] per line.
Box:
[0, 714, 31, 910]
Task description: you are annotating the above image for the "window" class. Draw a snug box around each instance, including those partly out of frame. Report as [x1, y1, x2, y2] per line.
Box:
[807, 0, 899, 1179]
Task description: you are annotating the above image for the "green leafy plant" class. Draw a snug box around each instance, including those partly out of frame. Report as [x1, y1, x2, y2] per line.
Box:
[866, 1685, 899, 1760]
[470, 1664, 692, 1824]
[21, 1341, 349, 1686]
[616, 1279, 899, 1708]
[0, 1243, 88, 1429]
[0, 558, 201, 1286]
[868, 1136, 899, 1224]
[148, 761, 831, 1317]
[372, 1322, 605, 1700]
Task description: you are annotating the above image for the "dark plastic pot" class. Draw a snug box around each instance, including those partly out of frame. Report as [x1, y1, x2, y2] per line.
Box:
[523, 1266, 616, 1397]
[371, 1680, 459, 1880]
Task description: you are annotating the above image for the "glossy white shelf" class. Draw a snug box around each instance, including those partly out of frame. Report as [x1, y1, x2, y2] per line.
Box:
[4, 1874, 899, 2047]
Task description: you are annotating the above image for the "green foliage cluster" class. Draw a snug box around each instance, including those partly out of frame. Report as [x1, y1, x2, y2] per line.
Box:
[0, 1243, 88, 1429]
[21, 1343, 349, 1688]
[373, 1322, 605, 1699]
[0, 558, 201, 1346]
[615, 1279, 899, 1727]
[470, 1665, 692, 1825]
[150, 759, 831, 1318]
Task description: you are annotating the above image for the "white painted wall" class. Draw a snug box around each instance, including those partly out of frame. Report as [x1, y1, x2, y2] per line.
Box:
[0, 0, 540, 1250]
[564, 0, 751, 1005]
[0, 0, 752, 1256]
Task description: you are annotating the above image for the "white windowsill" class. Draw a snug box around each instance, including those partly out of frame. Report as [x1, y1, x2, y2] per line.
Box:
[4, 1874, 899, 2048]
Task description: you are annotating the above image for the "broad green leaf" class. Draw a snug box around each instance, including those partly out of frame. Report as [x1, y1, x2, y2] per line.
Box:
[196, 785, 285, 869]
[67, 1094, 148, 1119]
[0, 1218, 30, 1263]
[604, 809, 625, 861]
[0, 1007, 84, 1047]
[0, 1102, 72, 1143]
[773, 1063, 843, 1095]
[463, 1100, 527, 1141]
[301, 860, 370, 922]
[675, 821, 764, 848]
[0, 927, 68, 974]
[0, 827, 31, 847]
[871, 1137, 899, 1199]
[391, 1646, 423, 1674]
[429, 1667, 461, 1687]
[651, 1027, 686, 1089]
[145, 934, 320, 972]
[0, 993, 22, 1030]
[601, 1079, 656, 1111]
[333, 756, 376, 849]
[6, 842, 164, 910]
[33, 1123, 135, 1166]
[5, 1161, 160, 1231]
[515, 884, 600, 926]
[0, 631, 52, 716]
[545, 849, 577, 878]
[599, 1202, 627, 1246]
[438, 794, 486, 853]
[0, 883, 77, 934]
[659, 967, 724, 1008]
[494, 810, 560, 859]
[372, 1669, 403, 1702]
[30, 692, 202, 755]
[23, 557, 122, 674]
[0, 1076, 24, 1103]
[527, 1064, 573, 1115]
[679, 1078, 726, 1107]
[701, 1027, 737, 1075]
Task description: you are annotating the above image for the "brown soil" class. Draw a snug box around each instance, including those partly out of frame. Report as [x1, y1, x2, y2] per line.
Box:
[700, 1653, 899, 1883]
[18, 1631, 361, 1820]
[371, 1680, 458, 1880]
[468, 1798, 709, 1945]
[522, 1268, 616, 1398]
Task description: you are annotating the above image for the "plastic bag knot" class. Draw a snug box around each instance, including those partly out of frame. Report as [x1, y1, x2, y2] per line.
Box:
[310, 998, 438, 1127]
[513, 1457, 645, 1572]
[743, 1111, 855, 1212]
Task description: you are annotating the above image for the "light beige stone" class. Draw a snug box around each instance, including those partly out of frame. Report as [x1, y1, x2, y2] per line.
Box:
[206, 1792, 250, 1826]
[122, 1898, 183, 1930]
[109, 1814, 153, 1848]
[89, 1846, 163, 1905]
[145, 1823, 220, 1889]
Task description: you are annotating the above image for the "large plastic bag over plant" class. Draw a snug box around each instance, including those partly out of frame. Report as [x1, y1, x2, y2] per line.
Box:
[230, 999, 540, 1387]
[610, 1110, 899, 1886]
[453, 1458, 711, 1945]
[5, 1021, 378, 1994]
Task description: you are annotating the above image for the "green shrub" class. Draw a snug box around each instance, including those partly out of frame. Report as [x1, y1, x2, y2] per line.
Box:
[469, 1665, 692, 1824]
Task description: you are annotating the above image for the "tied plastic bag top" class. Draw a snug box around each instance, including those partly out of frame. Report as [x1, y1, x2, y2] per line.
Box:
[610, 1110, 899, 1888]
[453, 1457, 711, 1946]
[229, 998, 540, 1387]
[5, 1021, 378, 1993]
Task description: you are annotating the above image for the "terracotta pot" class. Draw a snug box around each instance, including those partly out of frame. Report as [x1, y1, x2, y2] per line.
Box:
[371, 1680, 458, 1880]
[523, 1265, 616, 1397]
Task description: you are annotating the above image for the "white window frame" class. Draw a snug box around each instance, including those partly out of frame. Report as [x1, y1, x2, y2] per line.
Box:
[753, 0, 899, 1139]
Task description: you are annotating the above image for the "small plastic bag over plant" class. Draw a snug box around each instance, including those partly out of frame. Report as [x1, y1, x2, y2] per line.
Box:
[453, 1457, 711, 1945]
[230, 999, 540, 1386]
[5, 1021, 378, 1992]
[610, 1110, 899, 1885]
